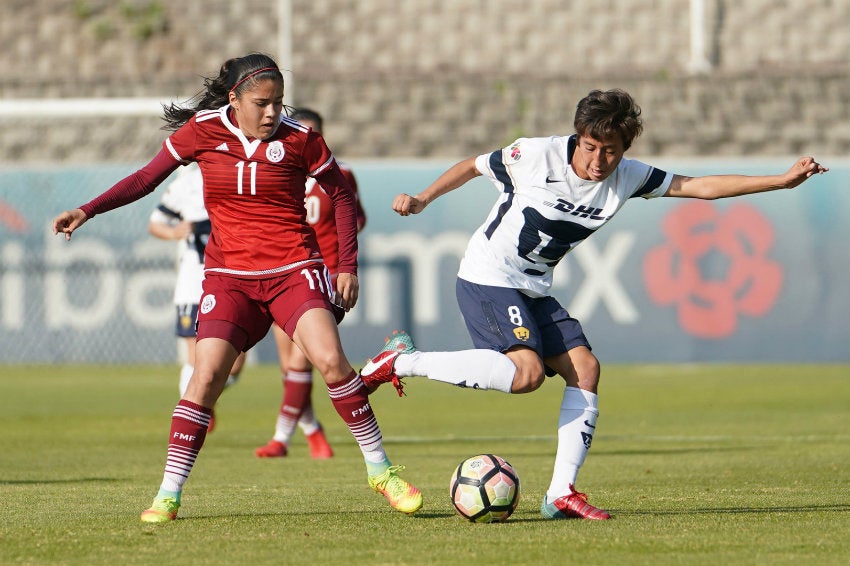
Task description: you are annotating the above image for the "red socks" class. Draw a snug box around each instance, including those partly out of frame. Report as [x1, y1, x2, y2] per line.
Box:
[161, 399, 211, 491]
[327, 371, 383, 453]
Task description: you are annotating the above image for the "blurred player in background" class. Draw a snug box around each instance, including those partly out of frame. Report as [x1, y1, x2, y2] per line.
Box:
[362, 88, 828, 520]
[53, 53, 421, 523]
[148, 162, 246, 432]
[255, 108, 367, 459]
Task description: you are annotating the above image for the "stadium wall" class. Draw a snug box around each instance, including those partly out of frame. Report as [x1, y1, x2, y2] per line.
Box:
[1, 0, 848, 162]
[1, 2, 847, 364]
[1, 159, 847, 364]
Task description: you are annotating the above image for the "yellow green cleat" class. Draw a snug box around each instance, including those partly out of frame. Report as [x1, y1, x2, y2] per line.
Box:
[140, 495, 180, 523]
[368, 465, 423, 514]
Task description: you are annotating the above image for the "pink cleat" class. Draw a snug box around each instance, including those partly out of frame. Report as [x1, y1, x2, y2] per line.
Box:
[540, 484, 611, 520]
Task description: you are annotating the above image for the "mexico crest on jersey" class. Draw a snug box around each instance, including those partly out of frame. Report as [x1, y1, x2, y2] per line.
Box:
[266, 140, 285, 162]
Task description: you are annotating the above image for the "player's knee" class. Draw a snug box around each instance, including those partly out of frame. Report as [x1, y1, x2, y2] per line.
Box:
[573, 351, 601, 390]
[510, 360, 546, 394]
[307, 349, 346, 382]
[191, 369, 216, 388]
[576, 354, 600, 379]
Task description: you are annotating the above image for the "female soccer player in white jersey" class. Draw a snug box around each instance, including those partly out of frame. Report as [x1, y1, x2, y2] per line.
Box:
[52, 53, 421, 523]
[148, 162, 246, 432]
[361, 89, 827, 520]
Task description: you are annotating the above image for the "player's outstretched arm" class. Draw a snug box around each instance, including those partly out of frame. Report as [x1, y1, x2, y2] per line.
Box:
[52, 208, 88, 241]
[393, 157, 480, 216]
[665, 156, 828, 200]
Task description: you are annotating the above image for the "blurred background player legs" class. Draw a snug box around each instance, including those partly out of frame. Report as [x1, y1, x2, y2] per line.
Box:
[176, 303, 245, 432]
[254, 323, 333, 458]
[148, 162, 244, 432]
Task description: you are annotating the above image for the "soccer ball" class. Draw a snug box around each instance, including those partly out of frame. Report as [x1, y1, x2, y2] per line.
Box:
[449, 454, 520, 523]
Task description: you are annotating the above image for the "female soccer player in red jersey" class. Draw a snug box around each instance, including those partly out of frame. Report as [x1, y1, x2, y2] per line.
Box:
[255, 107, 367, 460]
[52, 53, 421, 522]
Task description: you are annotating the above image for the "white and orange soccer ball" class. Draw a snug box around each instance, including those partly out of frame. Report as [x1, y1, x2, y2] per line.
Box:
[449, 454, 520, 523]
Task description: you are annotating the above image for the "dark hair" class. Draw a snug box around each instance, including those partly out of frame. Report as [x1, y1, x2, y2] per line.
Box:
[573, 89, 643, 150]
[161, 53, 283, 131]
[290, 108, 324, 132]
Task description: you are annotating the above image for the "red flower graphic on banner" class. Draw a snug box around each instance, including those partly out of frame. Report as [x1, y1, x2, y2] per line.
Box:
[643, 200, 782, 339]
[0, 199, 29, 233]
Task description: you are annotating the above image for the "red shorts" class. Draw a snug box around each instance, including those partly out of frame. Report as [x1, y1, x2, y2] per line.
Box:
[196, 265, 343, 352]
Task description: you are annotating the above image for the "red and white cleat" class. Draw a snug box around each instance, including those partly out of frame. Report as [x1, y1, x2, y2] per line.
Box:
[360, 350, 405, 396]
[540, 484, 611, 520]
[359, 330, 417, 396]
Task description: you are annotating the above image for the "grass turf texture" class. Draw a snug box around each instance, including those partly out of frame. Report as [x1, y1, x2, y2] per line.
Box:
[1, 364, 848, 565]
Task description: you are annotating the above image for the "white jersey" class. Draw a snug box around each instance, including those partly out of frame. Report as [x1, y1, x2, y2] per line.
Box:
[458, 135, 672, 298]
[148, 163, 209, 305]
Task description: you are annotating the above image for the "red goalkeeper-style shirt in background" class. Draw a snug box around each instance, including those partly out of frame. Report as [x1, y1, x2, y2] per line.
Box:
[254, 105, 368, 461]
[305, 162, 365, 274]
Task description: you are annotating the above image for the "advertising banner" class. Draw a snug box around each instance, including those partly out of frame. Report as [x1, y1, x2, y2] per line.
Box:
[1, 159, 847, 364]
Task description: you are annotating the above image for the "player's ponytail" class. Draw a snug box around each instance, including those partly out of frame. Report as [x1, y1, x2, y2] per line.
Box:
[161, 53, 283, 131]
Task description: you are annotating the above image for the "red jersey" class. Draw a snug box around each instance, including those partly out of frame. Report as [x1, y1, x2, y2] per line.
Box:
[306, 162, 365, 273]
[164, 106, 358, 278]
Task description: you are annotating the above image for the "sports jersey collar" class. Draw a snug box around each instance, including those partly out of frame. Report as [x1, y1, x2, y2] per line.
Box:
[564, 134, 605, 188]
[218, 105, 282, 159]
[566, 134, 577, 165]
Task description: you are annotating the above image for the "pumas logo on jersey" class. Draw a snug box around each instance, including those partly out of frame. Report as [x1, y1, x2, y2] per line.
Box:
[266, 140, 285, 162]
[513, 326, 530, 341]
[215, 142, 229, 151]
[200, 294, 216, 314]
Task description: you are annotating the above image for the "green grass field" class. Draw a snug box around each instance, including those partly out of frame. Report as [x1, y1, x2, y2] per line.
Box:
[1, 364, 848, 565]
